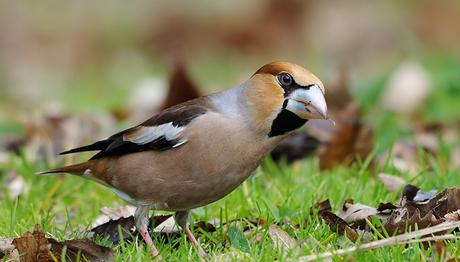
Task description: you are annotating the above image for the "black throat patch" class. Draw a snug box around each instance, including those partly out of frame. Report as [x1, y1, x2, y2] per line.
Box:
[268, 109, 307, 137]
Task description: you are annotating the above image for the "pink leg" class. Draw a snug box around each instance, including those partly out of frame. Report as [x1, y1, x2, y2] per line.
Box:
[135, 206, 159, 257]
[175, 210, 208, 257]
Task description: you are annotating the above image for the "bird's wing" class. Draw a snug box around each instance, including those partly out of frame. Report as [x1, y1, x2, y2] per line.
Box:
[60, 98, 210, 159]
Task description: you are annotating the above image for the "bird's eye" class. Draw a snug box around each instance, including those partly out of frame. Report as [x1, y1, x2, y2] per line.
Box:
[278, 73, 293, 86]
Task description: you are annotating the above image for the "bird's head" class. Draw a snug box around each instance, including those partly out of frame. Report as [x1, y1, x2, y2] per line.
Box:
[244, 61, 328, 137]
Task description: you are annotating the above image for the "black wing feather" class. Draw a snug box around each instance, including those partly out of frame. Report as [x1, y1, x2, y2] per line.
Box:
[59, 140, 113, 155]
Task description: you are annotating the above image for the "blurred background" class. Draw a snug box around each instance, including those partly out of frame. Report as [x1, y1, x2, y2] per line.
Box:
[1, 0, 460, 164]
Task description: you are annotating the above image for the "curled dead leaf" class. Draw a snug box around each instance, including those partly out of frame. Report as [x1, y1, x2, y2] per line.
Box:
[318, 210, 359, 243]
[338, 200, 378, 227]
[310, 199, 331, 215]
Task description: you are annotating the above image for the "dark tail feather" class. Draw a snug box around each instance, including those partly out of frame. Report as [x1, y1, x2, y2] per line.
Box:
[36, 162, 90, 176]
[59, 140, 111, 155]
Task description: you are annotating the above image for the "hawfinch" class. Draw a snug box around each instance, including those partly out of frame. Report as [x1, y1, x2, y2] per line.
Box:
[40, 61, 328, 257]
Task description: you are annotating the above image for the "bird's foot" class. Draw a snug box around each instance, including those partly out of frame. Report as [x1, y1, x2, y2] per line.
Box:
[138, 227, 160, 257]
[184, 227, 208, 257]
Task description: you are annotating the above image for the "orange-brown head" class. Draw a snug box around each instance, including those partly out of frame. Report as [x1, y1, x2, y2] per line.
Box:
[245, 61, 327, 136]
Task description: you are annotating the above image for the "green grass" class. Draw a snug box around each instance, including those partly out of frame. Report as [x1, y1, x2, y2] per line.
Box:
[1, 141, 459, 261]
[1, 55, 460, 261]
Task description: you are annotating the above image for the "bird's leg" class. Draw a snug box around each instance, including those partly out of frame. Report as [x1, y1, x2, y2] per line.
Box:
[174, 210, 207, 257]
[134, 205, 159, 257]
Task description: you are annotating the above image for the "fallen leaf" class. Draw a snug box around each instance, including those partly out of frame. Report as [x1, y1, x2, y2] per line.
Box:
[378, 173, 406, 192]
[91, 214, 173, 245]
[299, 221, 460, 261]
[153, 215, 179, 234]
[92, 213, 218, 245]
[49, 239, 114, 262]
[384, 209, 443, 235]
[382, 186, 460, 235]
[268, 225, 297, 250]
[338, 200, 378, 226]
[377, 202, 399, 213]
[319, 102, 374, 170]
[10, 225, 114, 262]
[12, 224, 53, 262]
[310, 199, 332, 215]
[318, 210, 359, 243]
[92, 205, 136, 228]
[91, 216, 137, 245]
[161, 60, 201, 110]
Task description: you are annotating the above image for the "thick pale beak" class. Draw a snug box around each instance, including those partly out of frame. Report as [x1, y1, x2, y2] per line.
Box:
[285, 85, 328, 120]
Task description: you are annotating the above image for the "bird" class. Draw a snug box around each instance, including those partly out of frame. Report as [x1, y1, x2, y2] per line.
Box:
[38, 61, 328, 257]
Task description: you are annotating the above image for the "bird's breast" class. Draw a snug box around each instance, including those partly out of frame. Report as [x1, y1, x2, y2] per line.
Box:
[107, 113, 277, 211]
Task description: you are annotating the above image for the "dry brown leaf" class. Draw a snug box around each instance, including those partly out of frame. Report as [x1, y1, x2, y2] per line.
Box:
[318, 210, 359, 243]
[382, 186, 460, 235]
[91, 216, 137, 245]
[161, 60, 201, 110]
[310, 199, 332, 215]
[378, 173, 406, 192]
[9, 225, 114, 262]
[319, 102, 374, 170]
[12, 224, 53, 262]
[91, 215, 172, 245]
[268, 225, 297, 250]
[48, 239, 114, 262]
[384, 209, 443, 235]
[299, 221, 460, 261]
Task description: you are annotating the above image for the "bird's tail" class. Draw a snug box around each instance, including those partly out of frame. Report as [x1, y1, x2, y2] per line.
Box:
[36, 162, 90, 176]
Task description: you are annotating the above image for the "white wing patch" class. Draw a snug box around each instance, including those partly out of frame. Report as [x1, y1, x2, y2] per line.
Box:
[123, 122, 187, 146]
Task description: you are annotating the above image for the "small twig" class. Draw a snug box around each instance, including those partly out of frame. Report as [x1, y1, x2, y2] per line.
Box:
[298, 221, 460, 261]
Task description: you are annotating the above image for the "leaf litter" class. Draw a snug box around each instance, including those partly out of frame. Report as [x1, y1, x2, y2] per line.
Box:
[310, 184, 460, 259]
[0, 224, 114, 262]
